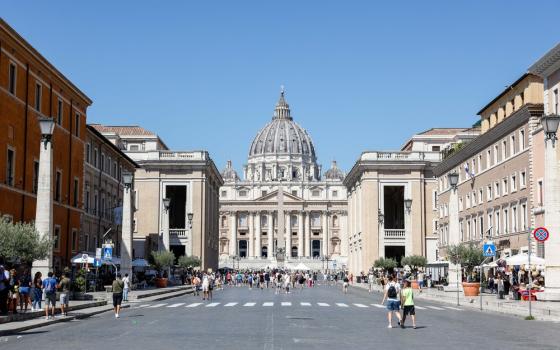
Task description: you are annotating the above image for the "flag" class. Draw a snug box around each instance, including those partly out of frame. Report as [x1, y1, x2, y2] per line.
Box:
[464, 163, 475, 179]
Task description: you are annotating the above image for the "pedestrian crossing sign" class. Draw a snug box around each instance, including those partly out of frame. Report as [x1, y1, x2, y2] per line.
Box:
[483, 242, 496, 257]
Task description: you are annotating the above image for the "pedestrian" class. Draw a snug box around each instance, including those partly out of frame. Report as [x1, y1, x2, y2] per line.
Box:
[497, 275, 505, 300]
[18, 269, 31, 312]
[42, 272, 57, 320]
[202, 273, 210, 300]
[112, 274, 124, 318]
[0, 266, 9, 315]
[208, 274, 214, 301]
[283, 273, 291, 294]
[32, 271, 43, 311]
[400, 280, 417, 329]
[342, 275, 349, 294]
[8, 269, 19, 314]
[417, 271, 425, 290]
[57, 272, 71, 316]
[368, 271, 375, 293]
[122, 273, 130, 302]
[381, 275, 403, 328]
[192, 274, 201, 296]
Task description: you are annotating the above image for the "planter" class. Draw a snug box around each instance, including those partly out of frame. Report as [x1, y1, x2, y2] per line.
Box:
[411, 280, 420, 289]
[155, 278, 168, 288]
[462, 282, 480, 296]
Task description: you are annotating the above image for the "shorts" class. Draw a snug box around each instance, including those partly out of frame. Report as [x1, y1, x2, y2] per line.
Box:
[46, 293, 56, 307]
[112, 293, 123, 307]
[60, 293, 69, 306]
[403, 305, 415, 315]
[386, 300, 400, 311]
[343, 282, 349, 288]
[418, 281, 424, 288]
[202, 285, 209, 292]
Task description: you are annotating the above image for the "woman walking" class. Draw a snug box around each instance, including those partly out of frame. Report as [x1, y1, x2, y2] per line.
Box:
[401, 280, 417, 329]
[32, 272, 43, 311]
[18, 269, 31, 312]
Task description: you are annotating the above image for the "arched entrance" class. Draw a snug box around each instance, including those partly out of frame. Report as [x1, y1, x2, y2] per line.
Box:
[312, 240, 321, 257]
[291, 246, 298, 258]
[261, 246, 268, 258]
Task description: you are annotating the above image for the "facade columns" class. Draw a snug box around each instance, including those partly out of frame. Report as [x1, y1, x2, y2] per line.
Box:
[298, 211, 304, 257]
[267, 212, 273, 255]
[255, 212, 261, 258]
[286, 212, 292, 259]
[248, 212, 254, 258]
[405, 205, 412, 256]
[322, 211, 328, 257]
[446, 185, 462, 291]
[304, 211, 310, 257]
[120, 184, 133, 278]
[229, 212, 237, 256]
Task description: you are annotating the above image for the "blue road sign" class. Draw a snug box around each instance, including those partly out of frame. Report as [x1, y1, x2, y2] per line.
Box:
[483, 242, 496, 257]
[103, 246, 113, 261]
[93, 258, 102, 268]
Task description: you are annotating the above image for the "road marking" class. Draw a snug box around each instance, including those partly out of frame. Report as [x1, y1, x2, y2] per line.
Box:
[426, 306, 445, 310]
[281, 302, 292, 306]
[444, 306, 462, 311]
[206, 302, 220, 307]
[300, 302, 311, 306]
[371, 304, 385, 308]
[186, 303, 202, 308]
[136, 304, 150, 308]
[224, 302, 238, 307]
[336, 303, 349, 307]
[244, 302, 256, 307]
[353, 303, 368, 308]
[148, 303, 167, 308]
[263, 302, 274, 307]
[414, 306, 427, 310]
[167, 303, 185, 308]
[317, 303, 329, 307]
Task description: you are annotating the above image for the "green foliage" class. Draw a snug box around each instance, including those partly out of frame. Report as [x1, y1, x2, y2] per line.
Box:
[447, 243, 484, 275]
[151, 251, 175, 272]
[373, 257, 397, 270]
[74, 269, 87, 293]
[0, 219, 52, 264]
[177, 255, 201, 269]
[401, 255, 427, 270]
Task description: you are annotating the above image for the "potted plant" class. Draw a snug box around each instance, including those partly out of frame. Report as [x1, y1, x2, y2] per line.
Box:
[151, 251, 175, 288]
[448, 243, 484, 296]
[401, 255, 427, 289]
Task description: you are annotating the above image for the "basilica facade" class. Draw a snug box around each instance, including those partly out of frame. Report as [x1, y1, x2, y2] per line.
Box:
[218, 91, 348, 270]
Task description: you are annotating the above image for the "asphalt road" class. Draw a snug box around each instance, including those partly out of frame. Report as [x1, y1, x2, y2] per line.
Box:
[2, 283, 559, 350]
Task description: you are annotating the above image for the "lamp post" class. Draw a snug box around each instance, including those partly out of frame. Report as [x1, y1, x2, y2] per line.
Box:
[120, 172, 134, 279]
[541, 114, 560, 301]
[162, 197, 171, 251]
[32, 117, 55, 278]
[446, 171, 462, 304]
[404, 198, 413, 256]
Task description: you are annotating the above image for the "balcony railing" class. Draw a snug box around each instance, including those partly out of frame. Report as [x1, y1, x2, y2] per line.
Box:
[384, 229, 405, 240]
[361, 151, 441, 162]
[170, 229, 187, 237]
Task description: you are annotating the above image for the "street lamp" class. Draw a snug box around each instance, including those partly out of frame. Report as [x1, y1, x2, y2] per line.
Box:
[404, 198, 412, 213]
[187, 212, 194, 229]
[38, 117, 55, 149]
[404, 198, 413, 256]
[122, 172, 133, 188]
[377, 209, 384, 225]
[162, 198, 171, 212]
[162, 197, 171, 251]
[121, 171, 134, 279]
[447, 171, 459, 189]
[542, 114, 560, 144]
[447, 170, 461, 304]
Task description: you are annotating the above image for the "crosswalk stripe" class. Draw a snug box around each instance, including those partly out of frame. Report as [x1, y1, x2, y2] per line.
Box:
[300, 302, 311, 306]
[281, 302, 292, 306]
[137, 304, 150, 308]
[415, 306, 427, 310]
[263, 302, 274, 307]
[186, 303, 202, 308]
[206, 302, 220, 307]
[167, 303, 185, 308]
[353, 303, 368, 308]
[427, 306, 445, 310]
[317, 303, 329, 307]
[336, 303, 349, 307]
[148, 303, 167, 308]
[244, 302, 256, 307]
[224, 302, 238, 307]
[371, 304, 385, 308]
[444, 306, 462, 311]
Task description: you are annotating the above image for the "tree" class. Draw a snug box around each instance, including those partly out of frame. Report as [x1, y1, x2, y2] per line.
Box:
[177, 255, 201, 269]
[373, 257, 397, 271]
[447, 243, 484, 281]
[0, 219, 51, 265]
[401, 255, 427, 272]
[151, 251, 175, 277]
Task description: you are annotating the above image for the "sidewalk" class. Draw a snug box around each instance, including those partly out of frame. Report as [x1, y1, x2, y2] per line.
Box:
[0, 285, 195, 336]
[351, 282, 560, 321]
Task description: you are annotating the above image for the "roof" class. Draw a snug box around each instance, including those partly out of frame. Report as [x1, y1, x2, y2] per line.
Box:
[476, 73, 540, 115]
[86, 125, 139, 168]
[417, 128, 472, 136]
[90, 124, 156, 136]
[529, 42, 560, 77]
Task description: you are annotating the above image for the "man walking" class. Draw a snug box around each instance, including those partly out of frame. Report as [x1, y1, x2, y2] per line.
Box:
[401, 280, 417, 329]
[112, 274, 124, 318]
[122, 273, 130, 302]
[381, 275, 403, 328]
[42, 272, 57, 320]
[57, 272, 71, 316]
[0, 266, 9, 315]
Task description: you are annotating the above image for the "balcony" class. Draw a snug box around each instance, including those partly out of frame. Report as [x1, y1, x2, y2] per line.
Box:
[130, 150, 209, 161]
[361, 151, 441, 162]
[384, 229, 405, 240]
[170, 229, 187, 237]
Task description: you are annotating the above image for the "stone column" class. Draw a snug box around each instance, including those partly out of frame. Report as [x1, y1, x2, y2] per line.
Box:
[304, 212, 310, 257]
[445, 185, 462, 292]
[162, 204, 170, 251]
[405, 205, 412, 256]
[322, 211, 328, 257]
[542, 131, 560, 300]
[286, 212, 292, 259]
[255, 211, 261, 258]
[267, 212, 273, 256]
[298, 211, 304, 257]
[229, 212, 237, 256]
[120, 183, 133, 278]
[32, 139, 54, 277]
[248, 212, 254, 258]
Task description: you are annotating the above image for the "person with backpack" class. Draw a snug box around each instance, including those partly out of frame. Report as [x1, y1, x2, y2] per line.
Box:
[112, 274, 124, 318]
[42, 272, 58, 320]
[381, 275, 403, 328]
[401, 280, 417, 329]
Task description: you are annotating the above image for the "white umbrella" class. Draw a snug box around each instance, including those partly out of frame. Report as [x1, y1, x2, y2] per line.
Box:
[132, 258, 149, 267]
[292, 262, 310, 271]
[506, 254, 545, 266]
[482, 261, 498, 268]
[71, 254, 95, 264]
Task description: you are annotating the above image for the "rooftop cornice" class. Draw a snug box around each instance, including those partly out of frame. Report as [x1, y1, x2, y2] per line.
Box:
[529, 43, 560, 77]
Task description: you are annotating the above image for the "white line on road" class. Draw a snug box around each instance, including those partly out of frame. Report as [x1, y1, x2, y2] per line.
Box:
[136, 304, 150, 308]
[224, 302, 238, 307]
[444, 306, 462, 311]
[300, 302, 311, 306]
[148, 303, 167, 308]
[206, 302, 220, 307]
[426, 306, 445, 310]
[353, 303, 368, 308]
[263, 302, 274, 307]
[371, 304, 385, 308]
[281, 302, 292, 306]
[317, 303, 329, 307]
[186, 303, 202, 308]
[336, 303, 349, 307]
[414, 306, 427, 310]
[167, 303, 185, 308]
[244, 302, 256, 307]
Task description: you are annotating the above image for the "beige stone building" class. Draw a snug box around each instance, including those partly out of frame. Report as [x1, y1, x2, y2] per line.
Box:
[343, 128, 477, 275]
[435, 73, 544, 259]
[92, 125, 223, 270]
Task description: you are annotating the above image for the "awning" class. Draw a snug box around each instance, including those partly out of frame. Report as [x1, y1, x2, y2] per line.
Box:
[506, 254, 545, 266]
[132, 258, 149, 267]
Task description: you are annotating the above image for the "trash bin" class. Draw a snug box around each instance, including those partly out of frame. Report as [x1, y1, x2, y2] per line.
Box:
[356, 276, 362, 283]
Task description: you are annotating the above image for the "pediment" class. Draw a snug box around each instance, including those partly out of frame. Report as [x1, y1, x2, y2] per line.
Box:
[255, 190, 303, 202]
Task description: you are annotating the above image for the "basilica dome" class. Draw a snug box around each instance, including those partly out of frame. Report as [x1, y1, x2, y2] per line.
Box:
[248, 91, 316, 160]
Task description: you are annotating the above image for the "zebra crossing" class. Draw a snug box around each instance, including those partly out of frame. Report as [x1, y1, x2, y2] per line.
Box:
[132, 301, 464, 311]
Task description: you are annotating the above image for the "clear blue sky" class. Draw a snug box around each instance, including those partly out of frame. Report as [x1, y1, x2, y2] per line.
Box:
[3, 1, 559, 174]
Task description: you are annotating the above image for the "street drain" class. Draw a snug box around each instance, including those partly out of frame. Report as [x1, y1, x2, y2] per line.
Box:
[286, 316, 314, 320]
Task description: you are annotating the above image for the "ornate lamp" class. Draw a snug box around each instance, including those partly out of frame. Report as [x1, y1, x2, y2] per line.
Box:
[404, 198, 413, 213]
[447, 171, 459, 190]
[38, 117, 55, 149]
[541, 114, 560, 144]
[122, 172, 133, 189]
[162, 197, 171, 212]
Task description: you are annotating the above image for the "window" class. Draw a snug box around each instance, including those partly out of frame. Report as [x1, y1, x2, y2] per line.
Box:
[292, 190, 297, 196]
[75, 113, 80, 137]
[538, 180, 543, 205]
[84, 234, 90, 252]
[73, 178, 79, 207]
[53, 226, 61, 251]
[511, 98, 515, 112]
[72, 229, 78, 251]
[519, 129, 525, 150]
[32, 160, 39, 194]
[221, 190, 227, 197]
[502, 140, 507, 160]
[86, 143, 91, 163]
[57, 99, 63, 125]
[466, 194, 471, 209]
[6, 148, 15, 187]
[8, 63, 16, 95]
[112, 162, 117, 178]
[504, 208, 509, 233]
[93, 148, 98, 167]
[479, 189, 483, 204]
[93, 191, 98, 215]
[238, 190, 247, 197]
[431, 146, 440, 151]
[494, 145, 499, 164]
[432, 190, 438, 210]
[85, 186, 90, 212]
[472, 191, 477, 207]
[261, 190, 268, 197]
[55, 171, 62, 202]
[520, 91, 524, 105]
[487, 185, 492, 201]
[100, 153, 105, 171]
[512, 205, 517, 232]
[478, 155, 482, 173]
[129, 144, 139, 151]
[34, 83, 42, 111]
[312, 190, 320, 197]
[480, 217, 484, 239]
[460, 221, 464, 241]
[459, 197, 463, 211]
[511, 174, 517, 192]
[521, 171, 526, 188]
[510, 135, 516, 155]
[486, 149, 491, 169]
[502, 178, 508, 195]
[495, 182, 500, 198]
[555, 89, 559, 114]
[488, 213, 493, 236]
[521, 203, 527, 230]
[332, 190, 338, 198]
[495, 211, 501, 235]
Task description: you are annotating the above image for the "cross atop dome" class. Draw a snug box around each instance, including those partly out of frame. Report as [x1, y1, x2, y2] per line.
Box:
[273, 86, 292, 120]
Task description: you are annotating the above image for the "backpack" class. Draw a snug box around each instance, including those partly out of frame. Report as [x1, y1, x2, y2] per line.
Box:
[44, 278, 56, 294]
[387, 284, 397, 298]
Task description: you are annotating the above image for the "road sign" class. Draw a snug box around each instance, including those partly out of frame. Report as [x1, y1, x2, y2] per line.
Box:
[81, 253, 89, 263]
[95, 248, 102, 259]
[102, 245, 113, 261]
[533, 227, 550, 242]
[93, 258, 102, 268]
[483, 242, 496, 257]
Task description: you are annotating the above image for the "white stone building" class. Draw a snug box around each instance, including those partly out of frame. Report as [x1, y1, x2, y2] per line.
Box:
[219, 91, 348, 270]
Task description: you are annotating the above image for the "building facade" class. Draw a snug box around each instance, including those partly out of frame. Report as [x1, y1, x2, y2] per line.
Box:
[0, 19, 92, 271]
[219, 91, 348, 270]
[92, 125, 223, 270]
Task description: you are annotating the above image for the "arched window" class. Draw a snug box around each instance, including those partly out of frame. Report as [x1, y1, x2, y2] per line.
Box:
[291, 246, 298, 258]
[332, 215, 338, 227]
[221, 216, 227, 227]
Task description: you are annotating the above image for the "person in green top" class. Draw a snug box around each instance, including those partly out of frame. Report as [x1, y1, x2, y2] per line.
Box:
[57, 272, 71, 316]
[112, 274, 125, 318]
[400, 280, 417, 329]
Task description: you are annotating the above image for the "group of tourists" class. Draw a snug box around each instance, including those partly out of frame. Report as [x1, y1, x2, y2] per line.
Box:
[381, 275, 418, 329]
